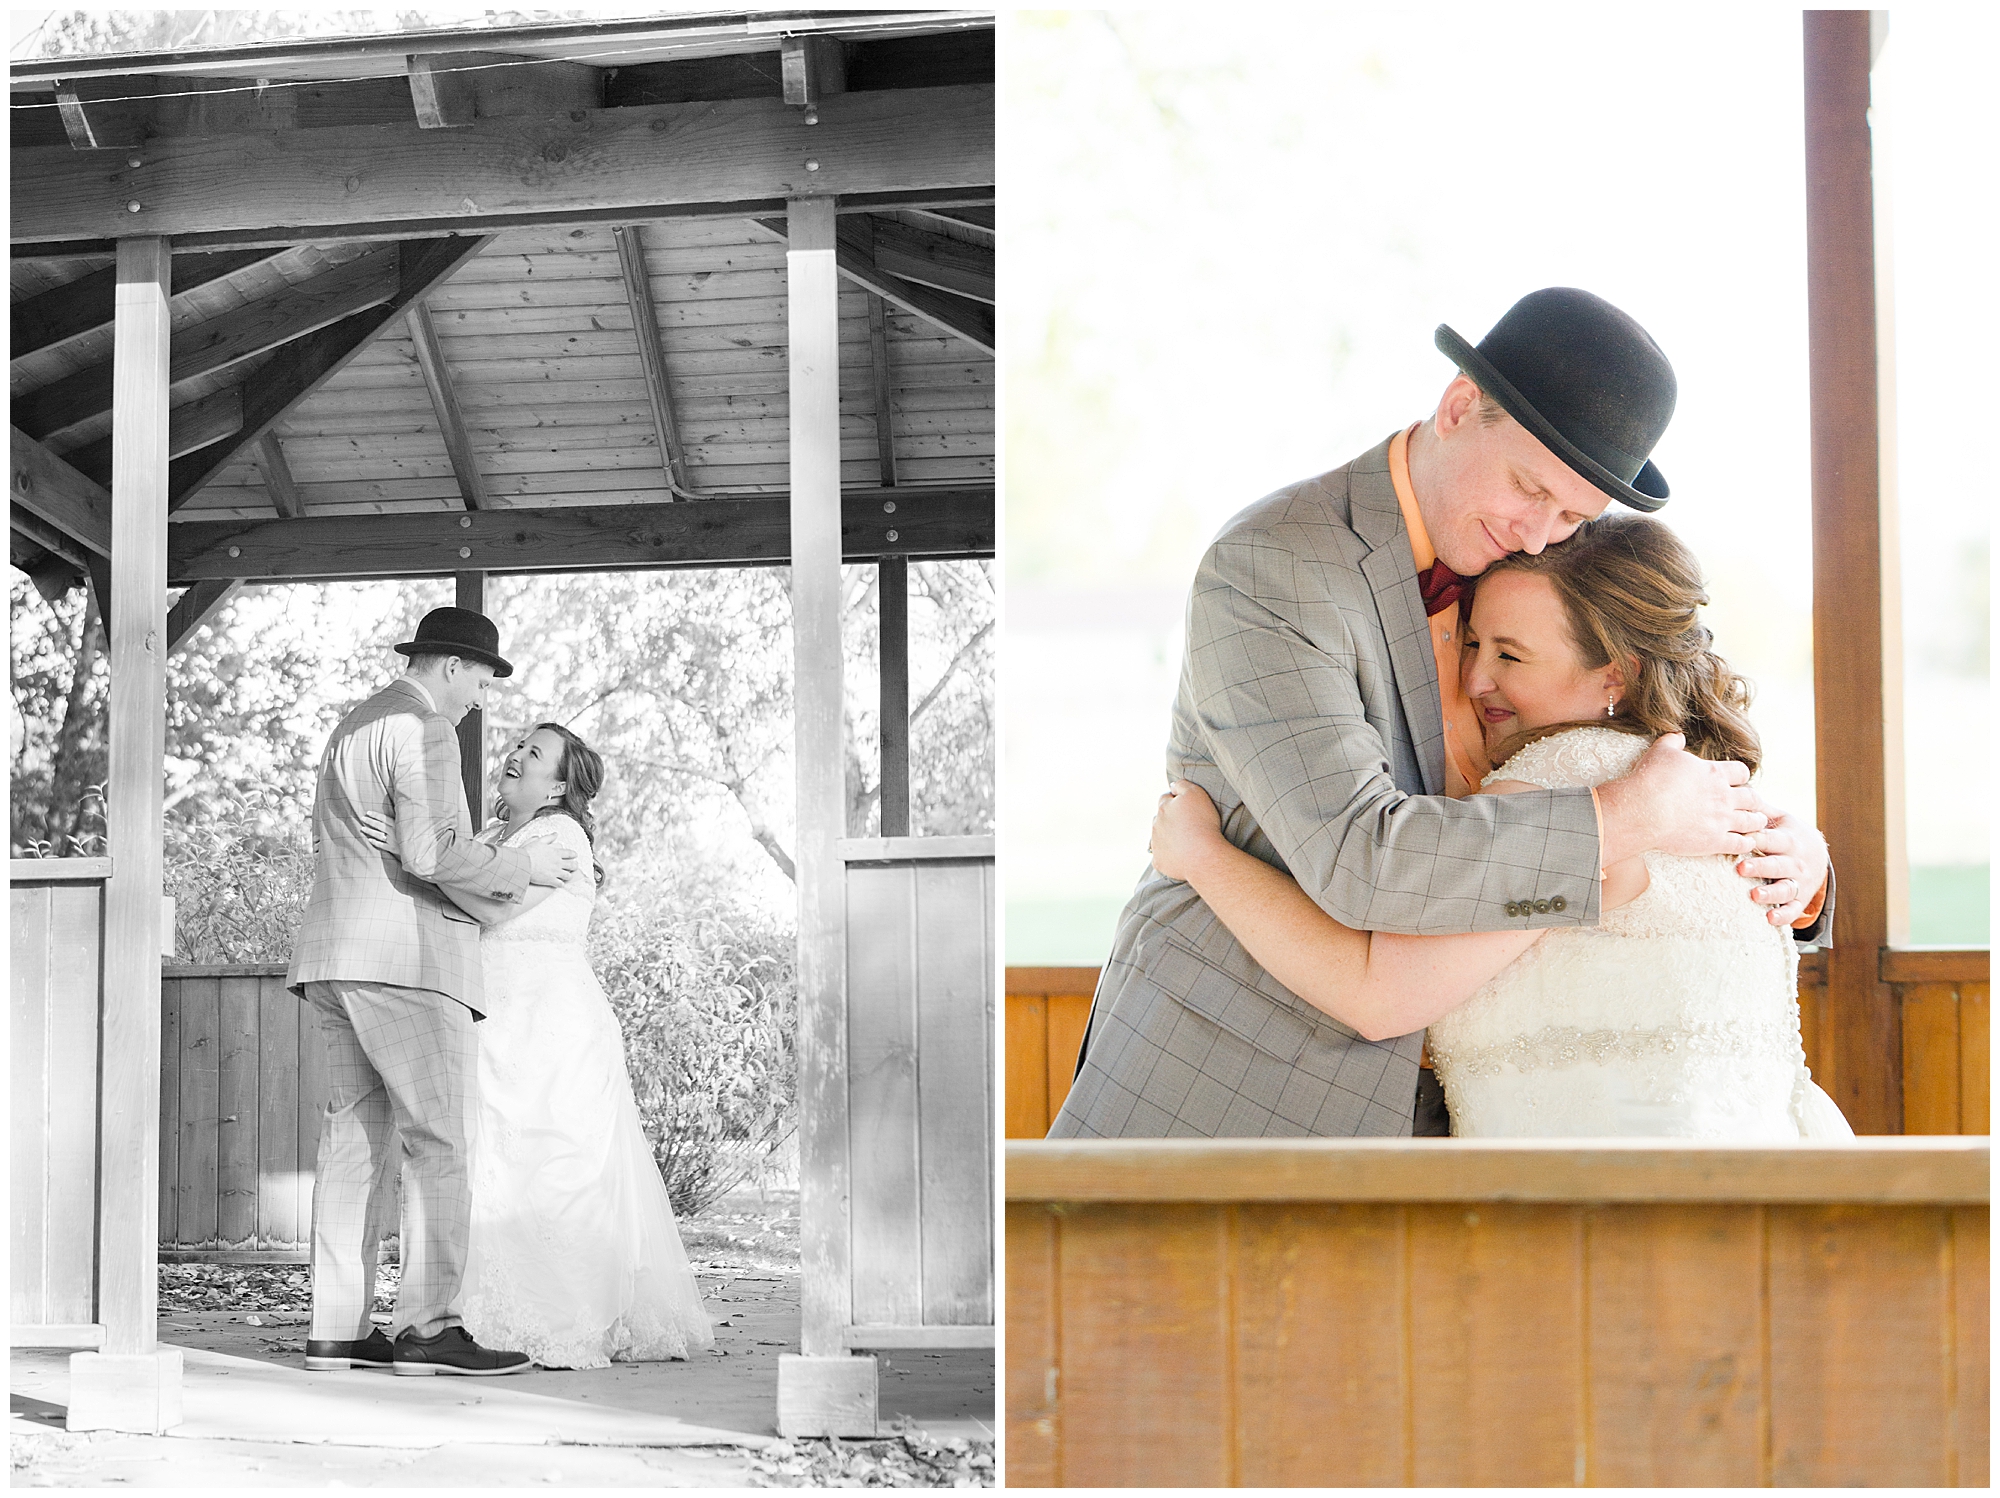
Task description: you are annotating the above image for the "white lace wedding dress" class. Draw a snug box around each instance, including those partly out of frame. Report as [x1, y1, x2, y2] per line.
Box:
[1425, 727, 1852, 1139]
[457, 812, 715, 1366]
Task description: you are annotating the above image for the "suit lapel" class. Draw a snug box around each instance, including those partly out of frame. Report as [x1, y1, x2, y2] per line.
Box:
[1351, 446, 1446, 796]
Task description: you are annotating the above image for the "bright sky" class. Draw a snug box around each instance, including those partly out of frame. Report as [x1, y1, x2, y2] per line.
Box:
[1004, 5, 1992, 957]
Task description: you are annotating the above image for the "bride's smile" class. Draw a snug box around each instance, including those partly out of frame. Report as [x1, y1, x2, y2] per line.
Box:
[496, 728, 568, 822]
[1459, 569, 1629, 750]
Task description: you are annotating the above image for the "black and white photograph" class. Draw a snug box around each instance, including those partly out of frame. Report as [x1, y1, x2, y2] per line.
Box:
[10, 6, 994, 1486]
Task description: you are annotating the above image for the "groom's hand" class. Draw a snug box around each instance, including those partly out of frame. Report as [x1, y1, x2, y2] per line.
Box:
[1737, 802, 1830, 927]
[526, 841, 579, 886]
[1597, 733, 1767, 866]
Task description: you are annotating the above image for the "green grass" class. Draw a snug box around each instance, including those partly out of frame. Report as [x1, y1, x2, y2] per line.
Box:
[1908, 864, 1989, 947]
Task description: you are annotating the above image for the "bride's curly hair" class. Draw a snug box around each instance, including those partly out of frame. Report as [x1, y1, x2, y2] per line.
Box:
[1481, 512, 1762, 775]
[527, 721, 606, 886]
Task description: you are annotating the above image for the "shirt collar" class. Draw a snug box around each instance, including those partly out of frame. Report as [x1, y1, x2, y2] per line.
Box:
[1387, 422, 1436, 573]
[398, 674, 438, 713]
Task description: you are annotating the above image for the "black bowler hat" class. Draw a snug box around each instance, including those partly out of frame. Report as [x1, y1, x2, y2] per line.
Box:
[1435, 288, 1677, 512]
[394, 606, 513, 678]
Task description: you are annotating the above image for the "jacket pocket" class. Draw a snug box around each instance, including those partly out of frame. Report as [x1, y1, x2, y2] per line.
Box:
[1138, 921, 1325, 1065]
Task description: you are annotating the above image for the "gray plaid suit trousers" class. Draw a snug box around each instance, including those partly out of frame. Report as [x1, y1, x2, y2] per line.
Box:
[1048, 435, 1605, 1139]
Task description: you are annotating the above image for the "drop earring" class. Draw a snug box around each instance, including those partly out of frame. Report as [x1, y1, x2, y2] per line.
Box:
[1605, 691, 1617, 719]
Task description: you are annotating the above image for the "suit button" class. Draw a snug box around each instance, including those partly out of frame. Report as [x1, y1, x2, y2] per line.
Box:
[1533, 899, 1550, 913]
[1551, 895, 1567, 912]
[1504, 901, 1520, 916]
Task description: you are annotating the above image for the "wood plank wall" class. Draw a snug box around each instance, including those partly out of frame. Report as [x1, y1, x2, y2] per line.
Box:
[158, 964, 324, 1256]
[9, 874, 106, 1328]
[1010, 953, 1989, 1139]
[1007, 1144, 1990, 1488]
[845, 854, 995, 1334]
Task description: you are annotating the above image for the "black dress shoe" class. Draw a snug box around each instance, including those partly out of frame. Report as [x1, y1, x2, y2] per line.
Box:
[391, 1325, 532, 1377]
[304, 1327, 394, 1371]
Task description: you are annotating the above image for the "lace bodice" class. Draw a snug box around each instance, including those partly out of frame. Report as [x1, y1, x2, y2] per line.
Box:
[1426, 727, 1843, 1139]
[479, 813, 596, 948]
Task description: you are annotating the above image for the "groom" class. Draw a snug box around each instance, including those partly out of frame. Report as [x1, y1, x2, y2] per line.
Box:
[287, 607, 576, 1374]
[1049, 288, 1832, 1140]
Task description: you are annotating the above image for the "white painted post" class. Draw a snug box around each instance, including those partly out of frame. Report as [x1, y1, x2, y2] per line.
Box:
[776, 194, 875, 1438]
[70, 236, 183, 1432]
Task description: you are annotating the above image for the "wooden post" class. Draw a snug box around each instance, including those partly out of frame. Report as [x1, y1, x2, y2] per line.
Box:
[456, 571, 487, 822]
[1804, 11, 1898, 1133]
[777, 192, 874, 1437]
[880, 556, 911, 837]
[70, 235, 184, 1431]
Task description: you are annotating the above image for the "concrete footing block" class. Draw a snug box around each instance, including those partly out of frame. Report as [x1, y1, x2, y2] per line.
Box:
[66, 1348, 184, 1434]
[777, 1353, 878, 1437]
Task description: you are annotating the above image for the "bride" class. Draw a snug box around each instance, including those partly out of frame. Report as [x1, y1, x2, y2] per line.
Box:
[443, 723, 715, 1367]
[1148, 514, 1851, 1139]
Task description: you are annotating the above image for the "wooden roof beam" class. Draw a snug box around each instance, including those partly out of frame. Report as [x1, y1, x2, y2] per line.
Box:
[10, 247, 286, 361]
[166, 578, 241, 650]
[751, 215, 994, 353]
[10, 424, 111, 557]
[869, 216, 993, 303]
[168, 235, 493, 512]
[782, 36, 848, 106]
[61, 385, 244, 486]
[405, 303, 489, 510]
[167, 485, 995, 583]
[11, 85, 993, 247]
[44, 75, 297, 151]
[256, 433, 305, 519]
[613, 223, 693, 496]
[407, 52, 603, 128]
[867, 294, 898, 487]
[13, 246, 399, 442]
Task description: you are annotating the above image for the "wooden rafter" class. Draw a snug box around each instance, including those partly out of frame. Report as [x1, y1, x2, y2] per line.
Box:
[167, 235, 493, 511]
[781, 35, 848, 105]
[407, 51, 603, 128]
[407, 53, 480, 128]
[165, 578, 241, 650]
[255, 432, 305, 519]
[13, 247, 398, 442]
[751, 216, 994, 354]
[10, 248, 283, 360]
[867, 294, 898, 487]
[11, 424, 111, 556]
[167, 486, 995, 583]
[405, 303, 489, 510]
[613, 223, 691, 495]
[12, 86, 994, 248]
[871, 217, 993, 303]
[62, 386, 244, 486]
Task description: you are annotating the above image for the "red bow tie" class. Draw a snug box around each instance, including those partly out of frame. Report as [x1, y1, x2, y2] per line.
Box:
[1417, 559, 1467, 617]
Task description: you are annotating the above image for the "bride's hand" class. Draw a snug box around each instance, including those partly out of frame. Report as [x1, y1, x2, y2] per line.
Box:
[355, 808, 395, 855]
[1149, 780, 1227, 882]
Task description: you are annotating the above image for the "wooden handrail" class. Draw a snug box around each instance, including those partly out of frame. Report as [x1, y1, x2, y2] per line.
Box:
[10, 857, 113, 882]
[1007, 1138, 1989, 1204]
[1883, 948, 1990, 983]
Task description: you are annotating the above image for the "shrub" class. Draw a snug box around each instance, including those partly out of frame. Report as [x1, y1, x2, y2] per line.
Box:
[590, 880, 799, 1217]
[163, 785, 315, 964]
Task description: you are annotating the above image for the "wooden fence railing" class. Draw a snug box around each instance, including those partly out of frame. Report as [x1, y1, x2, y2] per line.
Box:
[1007, 952, 1989, 1139]
[11, 861, 110, 1341]
[1007, 1138, 1989, 1487]
[159, 964, 323, 1258]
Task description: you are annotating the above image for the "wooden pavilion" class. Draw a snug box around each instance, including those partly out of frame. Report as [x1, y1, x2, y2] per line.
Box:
[1003, 12, 1986, 1487]
[10, 9, 994, 1437]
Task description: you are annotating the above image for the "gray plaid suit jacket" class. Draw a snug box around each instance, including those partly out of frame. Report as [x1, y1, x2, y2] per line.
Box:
[286, 679, 532, 1019]
[1047, 435, 1607, 1139]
